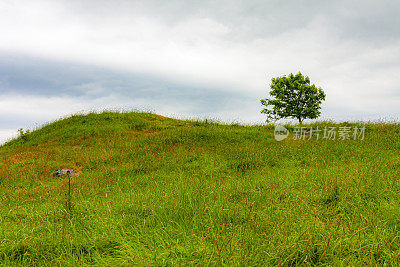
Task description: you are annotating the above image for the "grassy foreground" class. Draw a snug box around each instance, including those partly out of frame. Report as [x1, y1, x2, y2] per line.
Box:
[0, 112, 399, 266]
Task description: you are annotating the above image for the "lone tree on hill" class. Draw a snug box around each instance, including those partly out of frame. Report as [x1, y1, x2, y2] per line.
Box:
[261, 72, 326, 124]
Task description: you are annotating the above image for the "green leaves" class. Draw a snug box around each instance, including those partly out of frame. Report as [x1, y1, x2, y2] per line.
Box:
[261, 72, 326, 124]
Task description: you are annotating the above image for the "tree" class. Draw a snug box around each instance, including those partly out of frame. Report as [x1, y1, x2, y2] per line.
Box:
[260, 72, 326, 124]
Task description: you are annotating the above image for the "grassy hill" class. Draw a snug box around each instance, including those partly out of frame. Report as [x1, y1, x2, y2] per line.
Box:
[0, 111, 399, 265]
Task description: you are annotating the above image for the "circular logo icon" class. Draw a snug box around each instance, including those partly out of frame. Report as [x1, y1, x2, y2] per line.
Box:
[274, 125, 289, 141]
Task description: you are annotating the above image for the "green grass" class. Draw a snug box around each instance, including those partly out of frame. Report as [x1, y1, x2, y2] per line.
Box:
[0, 111, 399, 265]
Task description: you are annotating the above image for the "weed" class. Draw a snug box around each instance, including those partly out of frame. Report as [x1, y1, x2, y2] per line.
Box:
[0, 111, 399, 265]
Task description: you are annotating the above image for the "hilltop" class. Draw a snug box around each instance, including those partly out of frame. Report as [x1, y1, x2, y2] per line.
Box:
[0, 112, 399, 265]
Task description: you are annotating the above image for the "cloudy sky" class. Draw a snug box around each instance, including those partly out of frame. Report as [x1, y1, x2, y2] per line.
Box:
[1, 0, 399, 143]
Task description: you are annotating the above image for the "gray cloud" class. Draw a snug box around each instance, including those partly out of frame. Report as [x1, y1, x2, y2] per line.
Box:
[65, 0, 400, 43]
[0, 53, 248, 102]
[0, 54, 256, 133]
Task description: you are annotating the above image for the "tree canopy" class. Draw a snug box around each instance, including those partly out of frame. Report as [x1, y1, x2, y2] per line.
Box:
[261, 72, 326, 124]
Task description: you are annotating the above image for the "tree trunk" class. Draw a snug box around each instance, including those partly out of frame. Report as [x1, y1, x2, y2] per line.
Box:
[298, 118, 302, 124]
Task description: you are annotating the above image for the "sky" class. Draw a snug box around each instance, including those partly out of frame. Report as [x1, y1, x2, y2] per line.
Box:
[0, 0, 399, 143]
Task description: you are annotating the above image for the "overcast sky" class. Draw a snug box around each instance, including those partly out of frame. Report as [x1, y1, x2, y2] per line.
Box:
[1, 0, 399, 143]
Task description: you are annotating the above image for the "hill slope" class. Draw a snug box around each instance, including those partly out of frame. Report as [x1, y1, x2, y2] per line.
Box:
[1, 112, 400, 265]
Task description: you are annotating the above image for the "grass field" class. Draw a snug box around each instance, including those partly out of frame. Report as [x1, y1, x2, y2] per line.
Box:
[0, 111, 399, 265]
